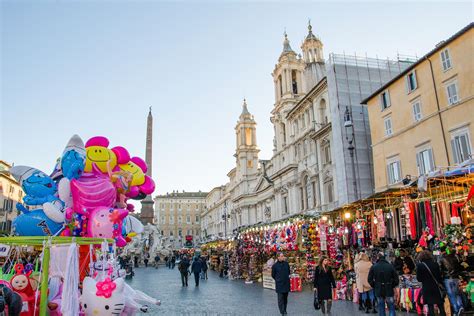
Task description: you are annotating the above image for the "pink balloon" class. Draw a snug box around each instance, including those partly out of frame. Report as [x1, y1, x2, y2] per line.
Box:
[86, 207, 128, 240]
[70, 173, 116, 214]
[140, 176, 155, 195]
[111, 146, 130, 164]
[85, 136, 109, 148]
[130, 157, 147, 173]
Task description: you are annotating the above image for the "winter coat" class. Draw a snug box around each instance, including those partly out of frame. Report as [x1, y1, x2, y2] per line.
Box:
[178, 258, 190, 273]
[355, 260, 373, 293]
[191, 259, 202, 274]
[416, 259, 444, 304]
[201, 259, 208, 271]
[393, 256, 415, 274]
[440, 254, 461, 279]
[368, 258, 399, 298]
[313, 266, 336, 300]
[271, 261, 290, 294]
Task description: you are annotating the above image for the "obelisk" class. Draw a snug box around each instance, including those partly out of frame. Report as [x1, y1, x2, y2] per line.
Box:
[140, 107, 155, 224]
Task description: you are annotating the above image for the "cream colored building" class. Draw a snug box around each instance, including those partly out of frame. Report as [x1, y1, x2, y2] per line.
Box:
[0, 161, 24, 233]
[363, 23, 474, 193]
[154, 191, 207, 248]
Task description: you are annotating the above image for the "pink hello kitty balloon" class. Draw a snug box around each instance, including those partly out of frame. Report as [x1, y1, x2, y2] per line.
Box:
[87, 207, 128, 246]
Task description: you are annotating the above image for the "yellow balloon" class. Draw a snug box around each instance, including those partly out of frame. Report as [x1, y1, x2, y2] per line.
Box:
[85, 146, 117, 173]
[118, 161, 145, 186]
[127, 232, 137, 238]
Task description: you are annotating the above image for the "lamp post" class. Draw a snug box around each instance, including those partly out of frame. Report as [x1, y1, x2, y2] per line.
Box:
[222, 201, 231, 238]
[344, 107, 359, 200]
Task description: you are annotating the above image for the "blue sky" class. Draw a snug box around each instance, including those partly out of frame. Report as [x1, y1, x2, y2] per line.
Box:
[1, 1, 472, 197]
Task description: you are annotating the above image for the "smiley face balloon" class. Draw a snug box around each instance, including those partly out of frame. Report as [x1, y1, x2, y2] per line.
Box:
[84, 136, 117, 173]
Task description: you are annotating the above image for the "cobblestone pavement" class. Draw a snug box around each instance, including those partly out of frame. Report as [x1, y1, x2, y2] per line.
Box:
[127, 265, 409, 316]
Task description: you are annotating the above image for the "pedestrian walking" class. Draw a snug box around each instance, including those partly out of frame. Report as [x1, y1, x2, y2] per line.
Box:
[154, 254, 160, 269]
[355, 252, 376, 313]
[191, 256, 202, 287]
[219, 256, 224, 278]
[393, 249, 415, 275]
[165, 256, 169, 268]
[271, 252, 290, 316]
[313, 256, 336, 314]
[171, 255, 176, 269]
[368, 252, 399, 316]
[178, 255, 190, 287]
[200, 256, 208, 280]
[416, 250, 447, 316]
[440, 247, 464, 315]
[144, 253, 149, 268]
[134, 255, 139, 268]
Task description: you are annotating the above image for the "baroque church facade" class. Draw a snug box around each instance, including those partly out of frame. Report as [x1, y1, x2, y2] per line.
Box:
[202, 23, 412, 240]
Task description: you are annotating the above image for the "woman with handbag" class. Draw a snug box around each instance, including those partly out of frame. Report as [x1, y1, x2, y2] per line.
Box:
[313, 256, 336, 314]
[416, 250, 447, 316]
[355, 252, 377, 313]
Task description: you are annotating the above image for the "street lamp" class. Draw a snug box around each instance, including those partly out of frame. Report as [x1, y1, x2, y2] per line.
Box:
[344, 107, 359, 200]
[222, 201, 231, 238]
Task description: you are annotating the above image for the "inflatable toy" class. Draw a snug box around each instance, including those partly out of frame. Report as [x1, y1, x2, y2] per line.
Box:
[13, 210, 63, 236]
[123, 216, 144, 235]
[10, 166, 65, 223]
[80, 277, 125, 316]
[87, 207, 128, 247]
[84, 136, 117, 173]
[10, 264, 39, 316]
[61, 134, 86, 180]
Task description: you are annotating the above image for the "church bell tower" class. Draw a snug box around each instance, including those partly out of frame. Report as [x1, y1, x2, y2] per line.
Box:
[235, 99, 259, 180]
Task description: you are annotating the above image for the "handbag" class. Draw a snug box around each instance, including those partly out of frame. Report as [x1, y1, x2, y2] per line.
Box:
[421, 262, 447, 298]
[313, 290, 321, 310]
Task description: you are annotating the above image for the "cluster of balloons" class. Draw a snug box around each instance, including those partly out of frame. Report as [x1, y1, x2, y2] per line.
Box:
[11, 135, 155, 246]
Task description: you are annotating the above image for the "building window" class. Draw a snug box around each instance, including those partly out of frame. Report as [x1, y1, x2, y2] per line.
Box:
[322, 140, 331, 165]
[451, 128, 472, 164]
[384, 116, 393, 136]
[446, 81, 459, 105]
[170, 215, 174, 224]
[161, 230, 164, 235]
[195, 215, 199, 223]
[305, 177, 312, 209]
[387, 159, 402, 185]
[440, 49, 452, 71]
[178, 229, 182, 237]
[412, 101, 422, 122]
[416, 148, 435, 175]
[312, 181, 318, 207]
[324, 181, 334, 203]
[169, 231, 173, 237]
[161, 215, 165, 223]
[406, 71, 417, 93]
[186, 215, 191, 224]
[380, 90, 391, 110]
[178, 216, 182, 224]
[299, 187, 305, 211]
[292, 70, 298, 94]
[283, 196, 288, 214]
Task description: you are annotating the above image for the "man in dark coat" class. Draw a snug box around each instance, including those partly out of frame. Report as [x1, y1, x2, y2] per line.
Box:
[191, 256, 202, 287]
[416, 250, 447, 316]
[368, 252, 399, 316]
[393, 249, 415, 274]
[178, 255, 190, 287]
[271, 253, 290, 315]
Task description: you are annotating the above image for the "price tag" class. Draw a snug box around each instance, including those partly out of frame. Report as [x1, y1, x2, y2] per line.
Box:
[0, 244, 10, 257]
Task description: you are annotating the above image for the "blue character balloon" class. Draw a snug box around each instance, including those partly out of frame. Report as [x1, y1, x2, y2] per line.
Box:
[10, 166, 65, 223]
[13, 209, 63, 236]
[60, 134, 86, 180]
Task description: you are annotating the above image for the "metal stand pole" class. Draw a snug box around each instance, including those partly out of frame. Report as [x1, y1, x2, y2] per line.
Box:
[39, 243, 50, 316]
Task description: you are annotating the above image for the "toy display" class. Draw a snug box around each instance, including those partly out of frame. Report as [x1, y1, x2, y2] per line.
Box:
[11, 135, 155, 247]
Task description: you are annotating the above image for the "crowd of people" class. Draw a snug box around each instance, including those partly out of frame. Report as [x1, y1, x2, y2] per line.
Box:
[271, 248, 470, 316]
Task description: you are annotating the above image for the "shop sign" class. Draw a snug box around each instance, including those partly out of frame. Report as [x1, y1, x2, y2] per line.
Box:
[0, 244, 10, 257]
